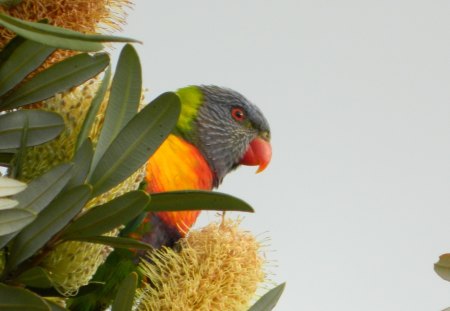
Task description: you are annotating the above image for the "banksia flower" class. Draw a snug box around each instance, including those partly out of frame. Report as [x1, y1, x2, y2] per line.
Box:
[0, 0, 131, 67]
[137, 219, 266, 311]
[19, 79, 146, 294]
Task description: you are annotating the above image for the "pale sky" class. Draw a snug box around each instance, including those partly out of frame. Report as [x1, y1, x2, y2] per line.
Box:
[114, 1, 450, 310]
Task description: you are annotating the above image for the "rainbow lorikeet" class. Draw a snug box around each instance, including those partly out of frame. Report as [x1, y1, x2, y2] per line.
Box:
[139, 85, 272, 247]
[69, 85, 271, 310]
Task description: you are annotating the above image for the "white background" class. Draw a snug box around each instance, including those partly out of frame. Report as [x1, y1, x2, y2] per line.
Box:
[115, 1, 450, 310]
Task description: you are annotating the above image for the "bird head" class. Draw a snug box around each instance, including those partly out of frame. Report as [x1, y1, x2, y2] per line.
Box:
[176, 85, 272, 187]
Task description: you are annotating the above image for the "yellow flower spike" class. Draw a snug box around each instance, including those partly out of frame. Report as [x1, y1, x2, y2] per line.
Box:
[18, 78, 146, 295]
[137, 219, 267, 311]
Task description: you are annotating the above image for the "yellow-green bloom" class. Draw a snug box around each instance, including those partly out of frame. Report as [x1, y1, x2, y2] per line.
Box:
[19, 80, 146, 295]
[137, 219, 266, 311]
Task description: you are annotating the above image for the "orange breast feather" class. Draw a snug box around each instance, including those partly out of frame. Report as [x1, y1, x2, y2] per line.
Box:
[145, 134, 213, 233]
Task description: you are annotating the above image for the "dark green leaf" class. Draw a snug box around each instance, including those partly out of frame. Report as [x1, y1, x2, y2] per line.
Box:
[62, 190, 149, 239]
[14, 267, 54, 288]
[248, 283, 286, 311]
[111, 272, 137, 311]
[0, 12, 140, 52]
[67, 236, 152, 251]
[75, 66, 111, 151]
[0, 36, 24, 65]
[0, 283, 50, 311]
[148, 191, 254, 213]
[0, 163, 73, 248]
[9, 110, 29, 179]
[0, 0, 23, 8]
[0, 110, 64, 149]
[0, 207, 36, 236]
[9, 185, 92, 267]
[435, 254, 450, 282]
[90, 92, 180, 197]
[1, 53, 109, 109]
[0, 39, 55, 96]
[66, 139, 93, 188]
[92, 45, 141, 169]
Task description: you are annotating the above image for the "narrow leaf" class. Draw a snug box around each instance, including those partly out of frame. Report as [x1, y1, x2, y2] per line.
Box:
[14, 267, 53, 288]
[148, 191, 254, 213]
[0, 110, 64, 149]
[248, 283, 286, 311]
[75, 66, 111, 151]
[0, 39, 55, 96]
[9, 185, 92, 267]
[0, 208, 35, 236]
[67, 236, 152, 251]
[0, 163, 73, 248]
[66, 139, 93, 188]
[90, 92, 181, 197]
[0, 198, 18, 210]
[46, 300, 67, 311]
[92, 45, 141, 169]
[0, 176, 26, 196]
[1, 53, 109, 109]
[62, 190, 149, 239]
[0, 12, 140, 52]
[13, 163, 73, 214]
[111, 272, 138, 311]
[0, 284, 50, 311]
[0, 33, 24, 64]
[435, 254, 450, 282]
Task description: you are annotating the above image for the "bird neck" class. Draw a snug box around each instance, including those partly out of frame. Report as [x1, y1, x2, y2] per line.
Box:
[145, 134, 215, 193]
[145, 134, 215, 233]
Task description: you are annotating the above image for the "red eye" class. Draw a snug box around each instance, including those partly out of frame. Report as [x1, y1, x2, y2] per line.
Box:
[231, 107, 245, 121]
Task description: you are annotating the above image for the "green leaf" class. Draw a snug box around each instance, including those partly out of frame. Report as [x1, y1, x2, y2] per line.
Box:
[91, 44, 142, 170]
[111, 272, 138, 311]
[248, 283, 286, 311]
[1, 53, 109, 109]
[0, 284, 50, 311]
[14, 267, 54, 288]
[435, 254, 450, 282]
[68, 236, 152, 251]
[10, 110, 29, 179]
[62, 190, 149, 239]
[0, 35, 24, 65]
[66, 139, 93, 188]
[0, 0, 23, 8]
[0, 208, 36, 236]
[75, 66, 111, 151]
[9, 185, 92, 267]
[0, 110, 64, 149]
[90, 92, 180, 197]
[0, 12, 140, 52]
[0, 39, 55, 96]
[0, 163, 73, 248]
[148, 191, 254, 213]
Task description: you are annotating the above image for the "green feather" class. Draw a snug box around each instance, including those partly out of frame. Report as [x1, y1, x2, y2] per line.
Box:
[175, 86, 203, 135]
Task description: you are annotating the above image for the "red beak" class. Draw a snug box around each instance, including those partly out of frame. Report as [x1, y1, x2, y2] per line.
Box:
[240, 137, 272, 173]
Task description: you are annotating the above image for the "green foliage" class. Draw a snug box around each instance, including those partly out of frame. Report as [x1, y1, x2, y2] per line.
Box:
[111, 272, 138, 311]
[148, 190, 255, 213]
[0, 12, 140, 51]
[0, 13, 282, 311]
[248, 283, 286, 311]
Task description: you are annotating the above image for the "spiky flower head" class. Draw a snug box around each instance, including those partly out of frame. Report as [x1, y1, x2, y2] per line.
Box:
[0, 0, 131, 67]
[18, 78, 146, 295]
[137, 218, 266, 311]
